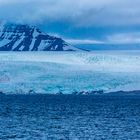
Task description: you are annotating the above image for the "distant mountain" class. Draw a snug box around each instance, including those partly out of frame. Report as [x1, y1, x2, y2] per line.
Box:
[75, 44, 140, 51]
[0, 23, 81, 51]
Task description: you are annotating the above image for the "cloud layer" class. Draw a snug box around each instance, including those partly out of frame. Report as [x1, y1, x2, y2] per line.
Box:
[0, 0, 140, 27]
[0, 0, 140, 45]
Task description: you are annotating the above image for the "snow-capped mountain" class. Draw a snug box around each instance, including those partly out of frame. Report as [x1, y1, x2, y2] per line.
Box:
[0, 23, 80, 51]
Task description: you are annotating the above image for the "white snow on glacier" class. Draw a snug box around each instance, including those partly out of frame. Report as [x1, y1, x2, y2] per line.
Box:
[0, 51, 140, 94]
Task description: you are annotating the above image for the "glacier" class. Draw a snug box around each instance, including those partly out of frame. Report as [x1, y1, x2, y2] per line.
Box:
[0, 51, 140, 94]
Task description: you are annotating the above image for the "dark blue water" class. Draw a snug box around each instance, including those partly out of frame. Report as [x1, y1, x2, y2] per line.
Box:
[0, 94, 140, 140]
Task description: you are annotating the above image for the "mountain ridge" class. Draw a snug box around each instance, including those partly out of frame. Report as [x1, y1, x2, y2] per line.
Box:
[0, 23, 80, 51]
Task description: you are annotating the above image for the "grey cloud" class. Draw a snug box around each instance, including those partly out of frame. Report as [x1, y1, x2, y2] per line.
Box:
[0, 0, 140, 27]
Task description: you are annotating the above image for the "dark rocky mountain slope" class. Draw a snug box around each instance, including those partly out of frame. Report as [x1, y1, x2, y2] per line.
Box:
[0, 23, 80, 51]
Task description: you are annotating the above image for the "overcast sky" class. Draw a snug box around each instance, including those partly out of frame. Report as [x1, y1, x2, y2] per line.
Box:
[0, 0, 140, 44]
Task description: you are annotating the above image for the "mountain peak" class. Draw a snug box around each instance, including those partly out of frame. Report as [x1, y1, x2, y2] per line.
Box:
[0, 23, 81, 51]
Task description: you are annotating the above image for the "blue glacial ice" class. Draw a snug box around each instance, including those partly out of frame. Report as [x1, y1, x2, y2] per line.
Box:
[0, 51, 140, 94]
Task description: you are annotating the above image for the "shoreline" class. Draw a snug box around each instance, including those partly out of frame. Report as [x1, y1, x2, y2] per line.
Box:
[0, 90, 140, 96]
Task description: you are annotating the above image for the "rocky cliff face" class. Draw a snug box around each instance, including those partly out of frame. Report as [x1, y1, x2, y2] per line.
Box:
[0, 23, 80, 51]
